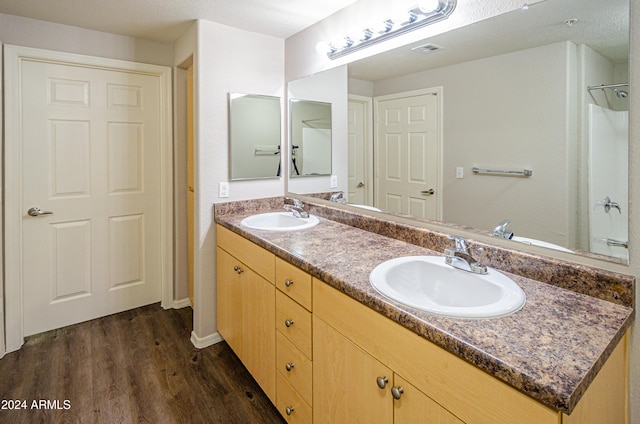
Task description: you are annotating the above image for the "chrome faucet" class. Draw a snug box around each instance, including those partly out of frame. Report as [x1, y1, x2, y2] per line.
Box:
[444, 236, 488, 275]
[284, 197, 309, 218]
[330, 191, 347, 204]
[492, 219, 514, 239]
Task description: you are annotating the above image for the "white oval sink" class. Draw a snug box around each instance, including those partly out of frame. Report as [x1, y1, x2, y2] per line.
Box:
[240, 212, 319, 231]
[349, 204, 382, 212]
[369, 256, 525, 319]
[511, 236, 574, 253]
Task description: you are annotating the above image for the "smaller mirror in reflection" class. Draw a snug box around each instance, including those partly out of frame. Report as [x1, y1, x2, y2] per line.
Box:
[289, 99, 332, 177]
[229, 93, 281, 180]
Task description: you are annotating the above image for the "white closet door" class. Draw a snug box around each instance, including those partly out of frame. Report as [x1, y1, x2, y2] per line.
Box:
[19, 56, 164, 336]
[375, 91, 441, 220]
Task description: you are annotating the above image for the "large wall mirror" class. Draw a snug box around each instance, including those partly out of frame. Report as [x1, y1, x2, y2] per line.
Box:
[229, 93, 282, 180]
[289, 99, 332, 177]
[287, 0, 630, 263]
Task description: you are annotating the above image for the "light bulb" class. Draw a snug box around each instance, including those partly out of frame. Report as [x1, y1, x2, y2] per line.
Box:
[389, 11, 414, 27]
[414, 0, 441, 14]
[315, 41, 334, 55]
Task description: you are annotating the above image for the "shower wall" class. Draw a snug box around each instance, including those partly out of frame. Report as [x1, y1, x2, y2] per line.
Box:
[577, 44, 629, 252]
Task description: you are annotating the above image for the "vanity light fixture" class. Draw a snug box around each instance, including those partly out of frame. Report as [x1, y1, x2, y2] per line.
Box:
[317, 0, 457, 60]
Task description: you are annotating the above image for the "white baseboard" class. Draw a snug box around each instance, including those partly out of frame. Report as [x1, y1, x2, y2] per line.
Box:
[190, 331, 224, 349]
[172, 298, 192, 309]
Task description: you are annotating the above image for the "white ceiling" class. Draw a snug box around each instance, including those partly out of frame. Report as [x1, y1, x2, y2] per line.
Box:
[0, 0, 358, 43]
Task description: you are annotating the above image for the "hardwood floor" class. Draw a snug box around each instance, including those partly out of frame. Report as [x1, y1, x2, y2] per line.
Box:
[0, 304, 286, 424]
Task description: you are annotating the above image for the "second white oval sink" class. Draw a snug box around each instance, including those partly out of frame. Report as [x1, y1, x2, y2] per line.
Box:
[511, 236, 574, 253]
[369, 256, 525, 319]
[240, 212, 319, 231]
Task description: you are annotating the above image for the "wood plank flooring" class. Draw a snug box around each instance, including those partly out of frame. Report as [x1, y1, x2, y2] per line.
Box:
[0, 304, 285, 424]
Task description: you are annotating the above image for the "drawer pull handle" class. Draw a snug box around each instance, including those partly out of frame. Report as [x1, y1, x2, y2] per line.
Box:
[233, 265, 244, 274]
[391, 386, 404, 400]
[286, 406, 294, 416]
[376, 376, 389, 389]
[285, 362, 295, 372]
[285, 319, 294, 328]
[284, 279, 294, 287]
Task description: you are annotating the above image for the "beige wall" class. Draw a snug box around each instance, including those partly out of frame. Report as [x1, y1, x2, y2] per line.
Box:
[0, 13, 173, 66]
[187, 20, 285, 343]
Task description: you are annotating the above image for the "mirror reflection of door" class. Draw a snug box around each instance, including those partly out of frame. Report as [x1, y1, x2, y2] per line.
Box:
[374, 88, 442, 220]
[348, 95, 372, 205]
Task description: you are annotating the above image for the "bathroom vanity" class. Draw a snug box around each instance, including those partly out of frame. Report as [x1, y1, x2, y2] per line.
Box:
[214, 198, 634, 424]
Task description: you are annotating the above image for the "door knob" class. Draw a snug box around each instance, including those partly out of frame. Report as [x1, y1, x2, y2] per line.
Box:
[357, 182, 365, 188]
[421, 189, 435, 196]
[27, 207, 53, 217]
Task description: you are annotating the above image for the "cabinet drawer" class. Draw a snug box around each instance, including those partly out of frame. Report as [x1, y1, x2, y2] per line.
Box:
[276, 290, 312, 359]
[277, 331, 312, 405]
[276, 257, 312, 310]
[277, 372, 312, 424]
[216, 224, 275, 282]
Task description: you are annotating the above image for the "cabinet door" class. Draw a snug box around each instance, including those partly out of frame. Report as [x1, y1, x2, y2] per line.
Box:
[216, 247, 243, 356]
[313, 316, 393, 424]
[243, 270, 276, 402]
[394, 374, 464, 424]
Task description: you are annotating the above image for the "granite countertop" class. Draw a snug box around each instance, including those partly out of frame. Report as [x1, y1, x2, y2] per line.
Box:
[214, 203, 634, 415]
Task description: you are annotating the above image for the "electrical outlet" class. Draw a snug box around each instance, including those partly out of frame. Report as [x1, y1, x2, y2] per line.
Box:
[456, 167, 464, 179]
[219, 182, 229, 198]
[330, 175, 338, 188]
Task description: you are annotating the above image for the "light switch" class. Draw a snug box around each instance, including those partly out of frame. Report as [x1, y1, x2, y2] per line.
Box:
[456, 167, 464, 179]
[219, 182, 229, 198]
[330, 175, 338, 188]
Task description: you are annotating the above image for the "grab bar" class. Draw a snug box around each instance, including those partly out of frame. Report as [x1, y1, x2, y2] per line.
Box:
[471, 167, 533, 177]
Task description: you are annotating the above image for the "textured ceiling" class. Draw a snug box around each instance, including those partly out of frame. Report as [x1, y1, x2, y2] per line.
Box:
[0, 0, 358, 43]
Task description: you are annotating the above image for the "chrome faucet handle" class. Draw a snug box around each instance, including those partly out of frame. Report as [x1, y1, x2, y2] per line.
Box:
[492, 219, 514, 239]
[448, 235, 468, 253]
[285, 197, 303, 208]
[600, 196, 622, 214]
[330, 192, 347, 203]
[445, 237, 488, 275]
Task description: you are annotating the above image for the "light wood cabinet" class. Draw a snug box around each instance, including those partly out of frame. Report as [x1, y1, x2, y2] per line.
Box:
[313, 316, 393, 423]
[216, 226, 629, 424]
[313, 278, 629, 424]
[216, 226, 276, 403]
[314, 315, 462, 424]
[393, 374, 464, 424]
[275, 256, 314, 423]
[216, 247, 243, 356]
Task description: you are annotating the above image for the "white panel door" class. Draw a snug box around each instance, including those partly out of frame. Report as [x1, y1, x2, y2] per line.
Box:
[348, 99, 367, 204]
[375, 91, 441, 219]
[20, 59, 163, 336]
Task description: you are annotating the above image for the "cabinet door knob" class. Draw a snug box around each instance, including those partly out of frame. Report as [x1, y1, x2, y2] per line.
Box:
[376, 376, 389, 389]
[391, 386, 404, 400]
[233, 265, 244, 274]
[285, 319, 294, 327]
[286, 406, 294, 416]
[284, 279, 294, 287]
[285, 362, 295, 372]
